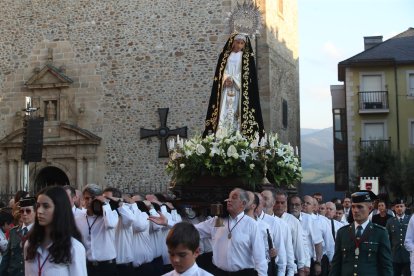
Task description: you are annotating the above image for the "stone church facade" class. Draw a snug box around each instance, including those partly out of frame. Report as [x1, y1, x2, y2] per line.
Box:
[0, 0, 299, 195]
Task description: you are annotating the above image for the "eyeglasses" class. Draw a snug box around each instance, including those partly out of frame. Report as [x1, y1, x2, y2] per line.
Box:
[19, 208, 32, 214]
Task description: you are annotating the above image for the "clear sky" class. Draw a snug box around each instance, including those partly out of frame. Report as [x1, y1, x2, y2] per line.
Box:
[298, 0, 414, 129]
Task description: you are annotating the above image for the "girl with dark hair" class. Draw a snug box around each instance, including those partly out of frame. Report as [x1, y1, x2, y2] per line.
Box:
[24, 186, 87, 276]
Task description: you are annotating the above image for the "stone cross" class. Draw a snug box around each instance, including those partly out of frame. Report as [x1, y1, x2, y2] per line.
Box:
[140, 108, 187, 158]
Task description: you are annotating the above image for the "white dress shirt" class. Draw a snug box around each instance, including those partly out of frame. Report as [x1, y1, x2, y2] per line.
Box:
[281, 212, 306, 272]
[24, 237, 87, 276]
[72, 205, 86, 216]
[259, 212, 287, 276]
[75, 204, 119, 261]
[195, 212, 267, 276]
[298, 212, 323, 266]
[404, 215, 414, 273]
[313, 214, 335, 261]
[131, 209, 154, 267]
[162, 262, 213, 276]
[115, 203, 135, 264]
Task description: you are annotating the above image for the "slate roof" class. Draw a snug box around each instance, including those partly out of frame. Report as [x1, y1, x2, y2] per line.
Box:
[338, 27, 414, 81]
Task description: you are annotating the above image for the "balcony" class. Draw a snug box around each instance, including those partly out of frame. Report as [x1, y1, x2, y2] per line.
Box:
[358, 91, 389, 114]
[359, 137, 391, 150]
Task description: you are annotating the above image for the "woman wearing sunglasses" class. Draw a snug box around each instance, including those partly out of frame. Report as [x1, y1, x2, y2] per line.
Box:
[0, 196, 36, 276]
[24, 186, 87, 276]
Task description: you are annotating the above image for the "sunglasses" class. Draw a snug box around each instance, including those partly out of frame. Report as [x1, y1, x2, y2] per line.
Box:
[19, 208, 33, 214]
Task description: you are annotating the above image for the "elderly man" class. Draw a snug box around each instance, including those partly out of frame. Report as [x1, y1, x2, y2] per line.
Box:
[151, 188, 267, 276]
[325, 202, 344, 240]
[329, 191, 393, 276]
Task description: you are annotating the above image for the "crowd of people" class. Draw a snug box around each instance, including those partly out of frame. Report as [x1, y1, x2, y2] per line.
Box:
[0, 184, 413, 276]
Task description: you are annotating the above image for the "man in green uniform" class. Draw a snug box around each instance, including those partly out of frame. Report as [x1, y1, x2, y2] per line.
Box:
[386, 198, 410, 276]
[329, 190, 393, 276]
[0, 197, 36, 276]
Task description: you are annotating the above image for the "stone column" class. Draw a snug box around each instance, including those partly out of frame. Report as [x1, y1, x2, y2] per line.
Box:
[86, 157, 96, 184]
[8, 160, 17, 194]
[76, 158, 84, 190]
[17, 160, 22, 191]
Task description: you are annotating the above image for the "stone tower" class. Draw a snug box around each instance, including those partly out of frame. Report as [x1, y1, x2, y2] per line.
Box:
[0, 0, 299, 195]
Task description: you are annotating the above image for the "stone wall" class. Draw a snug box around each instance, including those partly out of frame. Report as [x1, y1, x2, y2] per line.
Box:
[0, 0, 299, 194]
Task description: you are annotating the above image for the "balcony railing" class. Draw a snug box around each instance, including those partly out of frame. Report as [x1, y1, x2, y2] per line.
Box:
[358, 91, 389, 113]
[359, 137, 391, 150]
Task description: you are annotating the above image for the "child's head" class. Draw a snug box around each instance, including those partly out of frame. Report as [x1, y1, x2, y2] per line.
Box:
[166, 222, 200, 273]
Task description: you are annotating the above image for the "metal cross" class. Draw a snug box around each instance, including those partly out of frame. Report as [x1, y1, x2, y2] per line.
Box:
[140, 108, 187, 158]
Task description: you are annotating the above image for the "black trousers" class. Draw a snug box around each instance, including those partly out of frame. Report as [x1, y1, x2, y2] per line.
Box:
[393, 262, 410, 276]
[116, 262, 134, 275]
[134, 262, 155, 276]
[151, 256, 164, 276]
[215, 266, 258, 276]
[87, 260, 118, 276]
[197, 252, 215, 274]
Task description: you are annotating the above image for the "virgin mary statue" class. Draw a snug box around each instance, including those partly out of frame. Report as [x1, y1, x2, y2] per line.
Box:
[203, 33, 264, 138]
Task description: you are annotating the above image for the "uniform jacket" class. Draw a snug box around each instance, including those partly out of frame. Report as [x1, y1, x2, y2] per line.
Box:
[0, 226, 26, 276]
[386, 215, 410, 263]
[329, 221, 393, 276]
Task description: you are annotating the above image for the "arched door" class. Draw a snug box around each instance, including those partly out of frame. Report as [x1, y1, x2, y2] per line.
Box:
[34, 166, 70, 193]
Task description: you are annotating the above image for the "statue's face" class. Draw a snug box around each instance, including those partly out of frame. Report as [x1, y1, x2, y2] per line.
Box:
[232, 39, 245, 52]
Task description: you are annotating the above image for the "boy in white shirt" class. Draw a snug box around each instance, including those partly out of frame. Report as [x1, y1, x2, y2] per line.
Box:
[162, 222, 212, 276]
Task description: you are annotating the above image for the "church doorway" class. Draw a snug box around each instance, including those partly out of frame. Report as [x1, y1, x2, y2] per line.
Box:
[34, 166, 70, 193]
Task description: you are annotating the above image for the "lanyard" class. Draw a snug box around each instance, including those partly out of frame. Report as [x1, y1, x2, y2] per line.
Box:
[37, 253, 50, 276]
[227, 214, 245, 239]
[86, 215, 99, 235]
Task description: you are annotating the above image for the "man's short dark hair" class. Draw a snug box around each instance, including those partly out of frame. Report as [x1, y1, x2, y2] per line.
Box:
[103, 187, 122, 198]
[166, 222, 199, 252]
[63, 185, 76, 198]
[335, 203, 344, 211]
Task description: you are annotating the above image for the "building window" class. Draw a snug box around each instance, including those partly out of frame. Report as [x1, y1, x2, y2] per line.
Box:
[408, 72, 414, 96]
[282, 99, 288, 129]
[363, 122, 385, 140]
[333, 109, 346, 143]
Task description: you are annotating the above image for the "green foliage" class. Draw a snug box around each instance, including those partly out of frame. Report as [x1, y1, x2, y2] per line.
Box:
[357, 143, 414, 198]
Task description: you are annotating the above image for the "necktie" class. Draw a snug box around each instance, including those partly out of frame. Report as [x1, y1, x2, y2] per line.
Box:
[22, 227, 28, 236]
[356, 225, 363, 238]
[400, 218, 403, 223]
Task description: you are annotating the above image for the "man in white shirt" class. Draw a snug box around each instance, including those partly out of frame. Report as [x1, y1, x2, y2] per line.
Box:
[103, 187, 135, 275]
[325, 202, 344, 236]
[64, 185, 86, 216]
[75, 184, 119, 276]
[150, 188, 267, 276]
[273, 190, 307, 276]
[255, 192, 287, 276]
[261, 189, 296, 276]
[132, 199, 156, 275]
[289, 195, 323, 276]
[244, 191, 279, 276]
[308, 196, 335, 276]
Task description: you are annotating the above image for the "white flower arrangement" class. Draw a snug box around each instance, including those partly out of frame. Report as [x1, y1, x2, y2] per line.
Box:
[166, 129, 302, 188]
